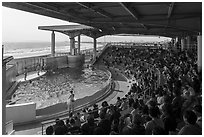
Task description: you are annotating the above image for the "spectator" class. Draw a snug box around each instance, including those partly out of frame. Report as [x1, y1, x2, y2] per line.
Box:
[54, 126, 65, 135]
[178, 110, 202, 135]
[131, 114, 145, 135]
[145, 106, 164, 135]
[92, 104, 99, 118]
[109, 105, 121, 124]
[160, 103, 177, 134]
[81, 115, 97, 135]
[115, 97, 122, 108]
[193, 105, 202, 128]
[97, 111, 111, 134]
[46, 125, 54, 135]
[120, 115, 133, 135]
[110, 119, 119, 135]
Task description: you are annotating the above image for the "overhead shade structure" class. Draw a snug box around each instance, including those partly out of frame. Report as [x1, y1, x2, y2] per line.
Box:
[2, 2, 202, 38]
[38, 24, 94, 33]
[38, 24, 95, 56]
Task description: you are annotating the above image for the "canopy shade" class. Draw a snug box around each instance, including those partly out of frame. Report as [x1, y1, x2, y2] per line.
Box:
[38, 24, 94, 32]
[3, 2, 202, 38]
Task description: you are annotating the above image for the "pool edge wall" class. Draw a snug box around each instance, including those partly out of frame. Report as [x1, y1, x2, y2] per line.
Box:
[36, 67, 111, 116]
[6, 102, 36, 124]
[6, 67, 112, 125]
[67, 54, 85, 68]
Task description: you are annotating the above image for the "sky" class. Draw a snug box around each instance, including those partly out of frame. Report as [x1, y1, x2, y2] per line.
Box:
[2, 6, 171, 43]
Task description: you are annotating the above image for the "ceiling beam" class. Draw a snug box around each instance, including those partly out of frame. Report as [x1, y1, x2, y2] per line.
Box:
[2, 2, 77, 22]
[76, 2, 113, 19]
[119, 2, 149, 30]
[87, 20, 199, 33]
[167, 2, 175, 19]
[26, 2, 89, 21]
[119, 2, 139, 20]
[25, 2, 74, 19]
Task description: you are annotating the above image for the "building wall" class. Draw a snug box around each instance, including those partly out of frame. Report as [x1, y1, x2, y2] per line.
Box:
[43, 55, 68, 70]
[5, 65, 17, 93]
[9, 55, 48, 75]
[67, 54, 85, 68]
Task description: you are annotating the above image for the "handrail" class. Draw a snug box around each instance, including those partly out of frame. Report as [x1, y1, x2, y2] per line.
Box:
[92, 43, 111, 65]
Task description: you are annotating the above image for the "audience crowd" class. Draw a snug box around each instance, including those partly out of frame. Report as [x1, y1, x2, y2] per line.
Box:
[45, 45, 202, 135]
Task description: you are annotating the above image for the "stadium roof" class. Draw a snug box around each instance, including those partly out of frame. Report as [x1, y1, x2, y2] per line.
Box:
[2, 2, 202, 38]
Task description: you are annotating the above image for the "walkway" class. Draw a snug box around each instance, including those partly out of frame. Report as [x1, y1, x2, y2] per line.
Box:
[16, 71, 46, 82]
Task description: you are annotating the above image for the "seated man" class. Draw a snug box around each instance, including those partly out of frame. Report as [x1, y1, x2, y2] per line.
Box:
[178, 110, 202, 135]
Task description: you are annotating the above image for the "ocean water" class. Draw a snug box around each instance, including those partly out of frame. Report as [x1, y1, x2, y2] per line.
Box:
[3, 41, 104, 59]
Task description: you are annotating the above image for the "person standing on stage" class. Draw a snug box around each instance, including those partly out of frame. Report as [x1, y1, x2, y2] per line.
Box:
[68, 89, 75, 113]
[24, 67, 27, 80]
[36, 64, 41, 76]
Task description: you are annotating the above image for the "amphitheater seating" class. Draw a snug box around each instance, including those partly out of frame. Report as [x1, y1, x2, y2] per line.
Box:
[42, 44, 201, 135]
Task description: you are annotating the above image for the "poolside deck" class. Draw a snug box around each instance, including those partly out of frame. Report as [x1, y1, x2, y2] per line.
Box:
[16, 71, 47, 82]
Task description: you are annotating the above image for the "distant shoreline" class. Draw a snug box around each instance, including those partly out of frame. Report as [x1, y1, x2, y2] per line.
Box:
[3, 41, 105, 59]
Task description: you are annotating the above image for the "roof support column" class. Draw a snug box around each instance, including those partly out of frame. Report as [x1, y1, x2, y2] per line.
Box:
[197, 34, 202, 72]
[2, 61, 6, 135]
[51, 31, 55, 56]
[181, 37, 186, 51]
[78, 35, 81, 55]
[186, 36, 191, 50]
[172, 38, 177, 52]
[175, 37, 180, 51]
[70, 36, 75, 55]
[93, 37, 97, 60]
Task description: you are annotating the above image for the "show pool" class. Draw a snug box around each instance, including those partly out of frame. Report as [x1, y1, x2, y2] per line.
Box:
[10, 67, 109, 109]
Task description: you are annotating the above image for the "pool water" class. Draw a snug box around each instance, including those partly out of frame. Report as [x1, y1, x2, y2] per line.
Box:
[11, 67, 109, 109]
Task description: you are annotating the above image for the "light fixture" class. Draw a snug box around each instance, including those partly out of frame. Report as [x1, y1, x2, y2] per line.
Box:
[99, 29, 103, 32]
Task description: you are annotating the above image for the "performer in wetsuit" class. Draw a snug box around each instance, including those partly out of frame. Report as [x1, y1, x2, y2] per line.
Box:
[68, 89, 75, 113]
